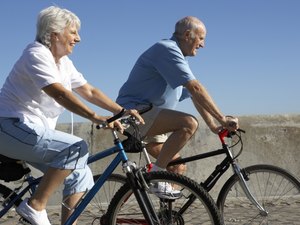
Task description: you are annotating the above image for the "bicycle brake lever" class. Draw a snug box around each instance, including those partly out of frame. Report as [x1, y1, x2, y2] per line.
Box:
[237, 128, 246, 133]
[227, 128, 246, 137]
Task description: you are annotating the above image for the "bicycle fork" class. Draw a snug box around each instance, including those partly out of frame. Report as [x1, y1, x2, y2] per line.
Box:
[232, 162, 268, 216]
[123, 161, 161, 225]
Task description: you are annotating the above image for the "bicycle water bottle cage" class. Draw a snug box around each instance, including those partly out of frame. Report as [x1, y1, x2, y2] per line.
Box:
[0, 154, 31, 182]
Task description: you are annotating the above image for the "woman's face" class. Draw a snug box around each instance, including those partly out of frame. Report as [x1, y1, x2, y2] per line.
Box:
[51, 24, 80, 61]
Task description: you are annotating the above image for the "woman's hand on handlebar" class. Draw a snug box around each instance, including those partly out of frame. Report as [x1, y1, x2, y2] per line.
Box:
[94, 115, 125, 133]
[114, 108, 145, 133]
[94, 108, 145, 132]
[123, 109, 145, 125]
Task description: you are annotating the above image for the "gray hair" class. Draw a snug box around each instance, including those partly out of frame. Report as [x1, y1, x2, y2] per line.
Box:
[174, 16, 204, 38]
[35, 6, 81, 48]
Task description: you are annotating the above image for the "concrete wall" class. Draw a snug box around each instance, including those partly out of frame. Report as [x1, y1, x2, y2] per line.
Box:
[17, 114, 298, 205]
[55, 114, 300, 199]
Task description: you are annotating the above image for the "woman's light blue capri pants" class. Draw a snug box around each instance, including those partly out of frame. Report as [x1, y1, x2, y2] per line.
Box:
[0, 117, 94, 197]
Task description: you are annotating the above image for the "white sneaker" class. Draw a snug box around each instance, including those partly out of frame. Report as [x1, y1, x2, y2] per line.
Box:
[150, 182, 182, 199]
[16, 198, 51, 225]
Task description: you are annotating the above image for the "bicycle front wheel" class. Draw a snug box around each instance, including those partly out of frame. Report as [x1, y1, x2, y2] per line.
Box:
[106, 171, 223, 225]
[79, 173, 127, 224]
[217, 164, 300, 224]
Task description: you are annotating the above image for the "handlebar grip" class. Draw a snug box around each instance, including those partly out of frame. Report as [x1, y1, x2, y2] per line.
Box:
[237, 128, 246, 133]
[218, 128, 246, 143]
[96, 108, 126, 129]
[107, 108, 126, 123]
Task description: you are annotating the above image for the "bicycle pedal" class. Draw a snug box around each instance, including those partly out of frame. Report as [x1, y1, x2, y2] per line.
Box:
[19, 217, 32, 225]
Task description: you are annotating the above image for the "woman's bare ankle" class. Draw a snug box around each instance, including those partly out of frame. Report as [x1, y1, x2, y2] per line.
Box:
[28, 198, 46, 211]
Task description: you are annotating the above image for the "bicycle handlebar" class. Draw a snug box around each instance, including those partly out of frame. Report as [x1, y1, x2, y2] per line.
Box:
[96, 108, 126, 129]
[218, 128, 245, 145]
[95, 104, 153, 130]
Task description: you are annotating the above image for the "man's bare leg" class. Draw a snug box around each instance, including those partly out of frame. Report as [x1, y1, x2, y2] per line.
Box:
[146, 142, 186, 174]
[146, 109, 198, 169]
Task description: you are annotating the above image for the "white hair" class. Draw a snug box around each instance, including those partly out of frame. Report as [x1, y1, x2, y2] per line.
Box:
[35, 6, 81, 48]
[174, 16, 204, 39]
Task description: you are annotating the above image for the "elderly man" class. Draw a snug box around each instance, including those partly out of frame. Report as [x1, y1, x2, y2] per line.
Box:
[117, 16, 238, 198]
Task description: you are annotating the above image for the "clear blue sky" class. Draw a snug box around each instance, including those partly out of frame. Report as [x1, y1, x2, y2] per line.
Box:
[1, 0, 299, 124]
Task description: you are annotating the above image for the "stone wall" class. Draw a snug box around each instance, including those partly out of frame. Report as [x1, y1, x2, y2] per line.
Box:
[23, 114, 299, 205]
[55, 114, 300, 198]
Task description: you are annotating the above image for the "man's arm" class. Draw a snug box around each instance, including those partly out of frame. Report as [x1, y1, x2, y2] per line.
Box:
[184, 79, 239, 132]
[185, 79, 226, 126]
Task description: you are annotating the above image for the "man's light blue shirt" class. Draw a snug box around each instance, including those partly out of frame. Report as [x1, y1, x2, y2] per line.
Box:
[116, 36, 196, 109]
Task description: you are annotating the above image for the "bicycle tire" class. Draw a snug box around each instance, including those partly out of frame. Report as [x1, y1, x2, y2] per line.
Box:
[106, 171, 223, 225]
[78, 173, 127, 224]
[217, 164, 300, 224]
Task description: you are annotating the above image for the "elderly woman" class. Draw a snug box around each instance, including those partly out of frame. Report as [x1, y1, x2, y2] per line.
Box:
[0, 6, 143, 225]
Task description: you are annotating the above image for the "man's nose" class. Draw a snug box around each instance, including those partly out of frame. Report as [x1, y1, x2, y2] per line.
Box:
[199, 40, 205, 48]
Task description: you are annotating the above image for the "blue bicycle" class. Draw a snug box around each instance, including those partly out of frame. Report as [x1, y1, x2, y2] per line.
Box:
[0, 108, 223, 225]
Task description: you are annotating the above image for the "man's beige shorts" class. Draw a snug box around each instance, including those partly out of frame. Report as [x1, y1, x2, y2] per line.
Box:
[128, 106, 168, 144]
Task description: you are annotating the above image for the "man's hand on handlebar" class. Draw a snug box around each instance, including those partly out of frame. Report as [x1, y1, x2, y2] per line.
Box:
[209, 115, 239, 134]
[224, 115, 239, 132]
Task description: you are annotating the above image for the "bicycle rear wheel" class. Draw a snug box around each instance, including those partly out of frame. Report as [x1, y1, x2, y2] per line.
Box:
[106, 171, 223, 225]
[78, 173, 127, 225]
[217, 164, 300, 224]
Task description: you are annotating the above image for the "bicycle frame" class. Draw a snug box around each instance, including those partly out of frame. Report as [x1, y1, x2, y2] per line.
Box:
[0, 128, 158, 225]
[65, 128, 160, 225]
[0, 176, 41, 218]
[167, 129, 268, 215]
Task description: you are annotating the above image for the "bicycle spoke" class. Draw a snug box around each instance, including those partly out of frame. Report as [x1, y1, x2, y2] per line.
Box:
[218, 164, 300, 224]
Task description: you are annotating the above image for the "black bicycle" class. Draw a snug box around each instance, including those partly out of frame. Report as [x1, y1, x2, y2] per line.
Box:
[167, 128, 300, 224]
[105, 116, 300, 224]
[0, 108, 223, 225]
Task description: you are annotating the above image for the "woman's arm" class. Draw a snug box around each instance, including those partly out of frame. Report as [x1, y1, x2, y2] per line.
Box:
[74, 83, 123, 115]
[43, 83, 107, 124]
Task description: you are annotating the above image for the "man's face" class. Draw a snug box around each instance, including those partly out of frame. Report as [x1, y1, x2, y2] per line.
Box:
[180, 26, 206, 57]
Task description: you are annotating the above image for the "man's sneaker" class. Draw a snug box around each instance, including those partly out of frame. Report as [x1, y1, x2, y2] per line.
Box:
[16, 198, 51, 225]
[150, 182, 182, 199]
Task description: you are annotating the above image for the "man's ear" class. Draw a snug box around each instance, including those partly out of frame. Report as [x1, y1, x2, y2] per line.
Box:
[183, 30, 192, 41]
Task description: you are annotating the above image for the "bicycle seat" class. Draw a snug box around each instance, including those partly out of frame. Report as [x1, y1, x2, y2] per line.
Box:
[0, 154, 31, 182]
[0, 154, 22, 163]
